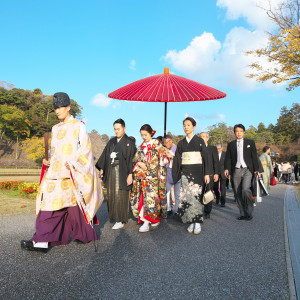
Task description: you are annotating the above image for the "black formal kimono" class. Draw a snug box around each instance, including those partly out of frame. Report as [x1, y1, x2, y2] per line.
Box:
[172, 135, 211, 224]
[96, 134, 136, 223]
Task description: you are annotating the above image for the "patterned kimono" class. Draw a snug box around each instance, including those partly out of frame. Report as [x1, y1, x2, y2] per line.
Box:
[259, 153, 272, 190]
[172, 135, 210, 224]
[130, 139, 168, 223]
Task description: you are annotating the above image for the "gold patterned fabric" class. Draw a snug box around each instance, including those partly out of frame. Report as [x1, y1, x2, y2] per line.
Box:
[37, 117, 103, 223]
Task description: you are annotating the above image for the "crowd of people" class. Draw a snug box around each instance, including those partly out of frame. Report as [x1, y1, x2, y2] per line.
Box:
[20, 92, 299, 253]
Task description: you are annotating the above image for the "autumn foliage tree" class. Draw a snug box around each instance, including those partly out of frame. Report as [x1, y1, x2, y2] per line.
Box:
[22, 137, 46, 163]
[247, 0, 300, 90]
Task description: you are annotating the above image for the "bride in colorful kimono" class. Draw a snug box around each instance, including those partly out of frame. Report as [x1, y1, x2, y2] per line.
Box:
[172, 117, 211, 234]
[130, 124, 169, 233]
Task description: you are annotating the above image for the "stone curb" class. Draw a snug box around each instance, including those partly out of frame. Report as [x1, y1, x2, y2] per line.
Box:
[284, 186, 297, 300]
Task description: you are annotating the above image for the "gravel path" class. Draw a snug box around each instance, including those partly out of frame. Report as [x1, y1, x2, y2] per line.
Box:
[0, 185, 289, 299]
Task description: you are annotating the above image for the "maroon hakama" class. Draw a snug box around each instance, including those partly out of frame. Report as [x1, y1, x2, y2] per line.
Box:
[31, 205, 97, 247]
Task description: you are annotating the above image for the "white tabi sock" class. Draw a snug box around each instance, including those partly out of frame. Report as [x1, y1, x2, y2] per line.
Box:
[34, 242, 48, 249]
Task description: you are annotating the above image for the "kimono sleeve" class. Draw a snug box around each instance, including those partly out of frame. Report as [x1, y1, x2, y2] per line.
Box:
[172, 140, 183, 184]
[126, 140, 136, 175]
[95, 142, 109, 171]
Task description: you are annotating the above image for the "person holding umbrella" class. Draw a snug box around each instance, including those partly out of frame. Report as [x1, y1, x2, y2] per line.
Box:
[172, 117, 211, 234]
[130, 124, 169, 232]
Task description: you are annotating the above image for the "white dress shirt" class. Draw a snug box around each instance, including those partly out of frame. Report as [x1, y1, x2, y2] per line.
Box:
[236, 138, 247, 168]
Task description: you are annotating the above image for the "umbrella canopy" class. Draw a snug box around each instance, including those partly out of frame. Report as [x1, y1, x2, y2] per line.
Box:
[108, 67, 226, 136]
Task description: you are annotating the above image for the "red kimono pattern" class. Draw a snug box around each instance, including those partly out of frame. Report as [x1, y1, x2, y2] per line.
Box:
[130, 139, 168, 223]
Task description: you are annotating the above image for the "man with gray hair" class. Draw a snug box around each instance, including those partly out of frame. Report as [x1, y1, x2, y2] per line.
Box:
[213, 143, 227, 207]
[164, 135, 181, 217]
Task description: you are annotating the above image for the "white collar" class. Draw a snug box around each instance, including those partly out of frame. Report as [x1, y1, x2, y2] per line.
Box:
[61, 115, 73, 123]
[186, 135, 194, 143]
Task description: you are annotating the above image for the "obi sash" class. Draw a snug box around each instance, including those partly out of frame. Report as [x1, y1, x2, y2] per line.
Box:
[182, 152, 202, 165]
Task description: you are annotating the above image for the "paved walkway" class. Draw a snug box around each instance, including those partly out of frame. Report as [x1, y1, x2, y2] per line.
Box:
[0, 184, 297, 299]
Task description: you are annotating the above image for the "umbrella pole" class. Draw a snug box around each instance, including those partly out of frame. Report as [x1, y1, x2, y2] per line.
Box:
[164, 102, 167, 138]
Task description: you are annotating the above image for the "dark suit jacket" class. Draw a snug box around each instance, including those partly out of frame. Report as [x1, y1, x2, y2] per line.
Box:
[225, 138, 259, 175]
[218, 151, 226, 179]
[207, 145, 220, 176]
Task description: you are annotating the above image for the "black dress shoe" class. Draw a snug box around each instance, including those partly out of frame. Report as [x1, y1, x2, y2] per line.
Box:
[245, 215, 253, 221]
[21, 240, 48, 253]
[237, 216, 246, 220]
[204, 214, 210, 219]
[167, 210, 173, 218]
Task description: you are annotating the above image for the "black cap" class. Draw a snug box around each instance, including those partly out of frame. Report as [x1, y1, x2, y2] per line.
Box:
[53, 92, 71, 109]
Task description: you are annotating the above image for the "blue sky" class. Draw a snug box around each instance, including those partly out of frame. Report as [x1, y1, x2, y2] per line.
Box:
[1, 0, 299, 144]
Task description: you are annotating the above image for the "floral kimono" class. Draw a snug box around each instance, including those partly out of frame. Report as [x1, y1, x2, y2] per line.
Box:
[130, 139, 168, 223]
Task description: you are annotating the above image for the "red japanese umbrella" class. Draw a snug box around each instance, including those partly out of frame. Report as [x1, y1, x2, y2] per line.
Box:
[108, 67, 226, 137]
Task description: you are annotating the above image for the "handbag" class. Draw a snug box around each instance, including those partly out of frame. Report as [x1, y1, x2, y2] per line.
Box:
[270, 176, 277, 186]
[203, 184, 214, 205]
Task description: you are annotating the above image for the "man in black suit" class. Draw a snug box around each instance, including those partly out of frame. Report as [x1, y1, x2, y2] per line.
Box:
[213, 143, 226, 207]
[224, 124, 259, 220]
[200, 132, 220, 219]
[294, 162, 299, 181]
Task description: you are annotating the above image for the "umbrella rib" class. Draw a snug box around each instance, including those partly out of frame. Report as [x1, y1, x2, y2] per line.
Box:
[169, 76, 182, 102]
[136, 76, 163, 100]
[171, 76, 193, 101]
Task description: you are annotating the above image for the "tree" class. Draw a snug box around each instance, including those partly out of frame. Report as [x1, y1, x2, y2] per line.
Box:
[22, 137, 45, 163]
[207, 122, 235, 145]
[33, 88, 42, 95]
[245, 125, 257, 140]
[100, 134, 110, 143]
[247, 0, 300, 90]
[274, 103, 300, 142]
[0, 105, 31, 158]
[257, 122, 266, 133]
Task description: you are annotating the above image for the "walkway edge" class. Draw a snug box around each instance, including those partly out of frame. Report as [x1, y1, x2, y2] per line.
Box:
[284, 186, 297, 300]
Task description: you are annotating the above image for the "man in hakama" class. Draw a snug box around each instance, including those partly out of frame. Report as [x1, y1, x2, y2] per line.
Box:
[21, 92, 103, 252]
[96, 119, 136, 230]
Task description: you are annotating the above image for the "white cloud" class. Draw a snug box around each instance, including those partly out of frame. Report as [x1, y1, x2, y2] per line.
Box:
[91, 93, 112, 108]
[162, 0, 285, 91]
[129, 59, 136, 70]
[216, 0, 282, 30]
[163, 27, 281, 90]
[164, 32, 221, 78]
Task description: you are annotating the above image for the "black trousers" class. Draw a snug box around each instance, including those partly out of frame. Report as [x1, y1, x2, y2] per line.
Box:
[213, 176, 226, 205]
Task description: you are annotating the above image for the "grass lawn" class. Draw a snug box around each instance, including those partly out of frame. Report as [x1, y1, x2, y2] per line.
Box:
[0, 190, 36, 216]
[0, 175, 40, 183]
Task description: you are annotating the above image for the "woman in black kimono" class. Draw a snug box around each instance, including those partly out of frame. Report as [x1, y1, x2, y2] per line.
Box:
[172, 117, 211, 234]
